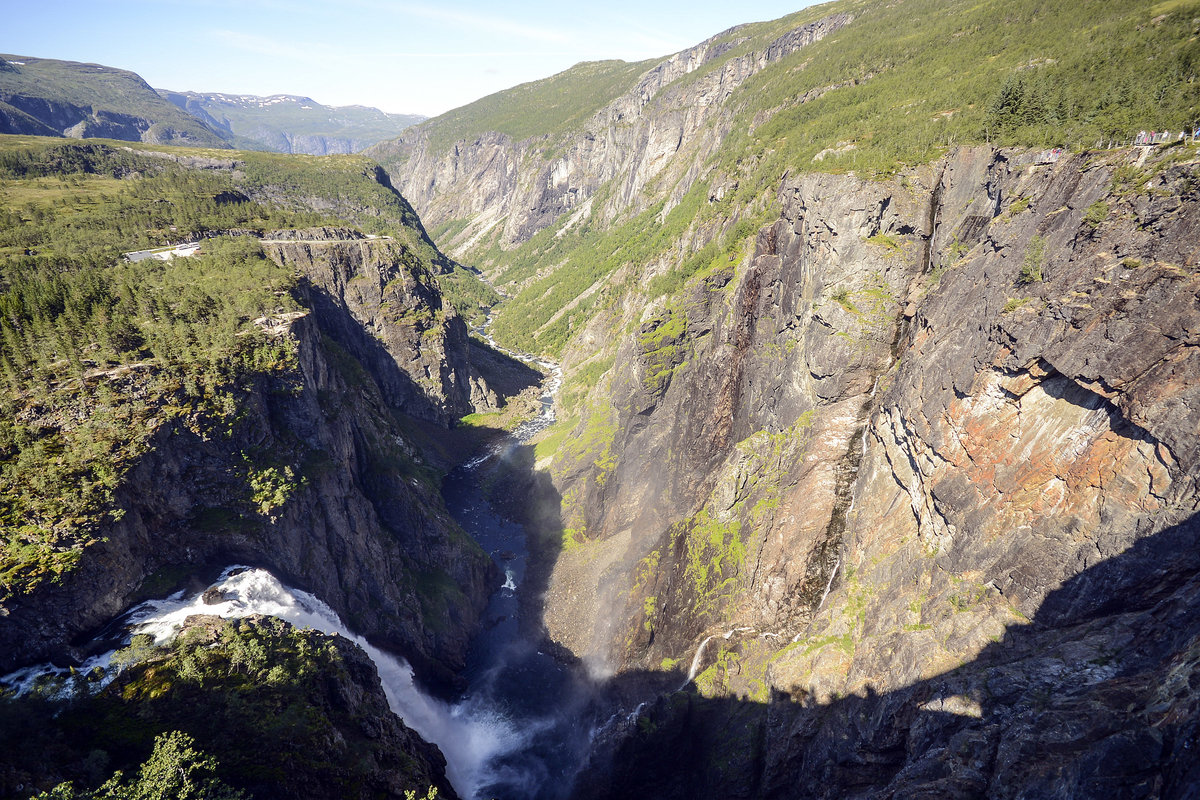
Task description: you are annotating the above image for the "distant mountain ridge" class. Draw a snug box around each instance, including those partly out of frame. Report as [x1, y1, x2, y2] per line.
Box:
[0, 53, 424, 155]
[158, 89, 426, 155]
[0, 53, 228, 147]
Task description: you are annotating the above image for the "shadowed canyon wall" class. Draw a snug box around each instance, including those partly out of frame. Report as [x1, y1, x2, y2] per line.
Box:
[0, 230, 536, 687]
[540, 144, 1200, 797]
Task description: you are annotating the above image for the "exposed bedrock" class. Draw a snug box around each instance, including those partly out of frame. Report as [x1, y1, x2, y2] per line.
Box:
[547, 145, 1200, 797]
[0, 231, 510, 688]
[374, 13, 853, 255]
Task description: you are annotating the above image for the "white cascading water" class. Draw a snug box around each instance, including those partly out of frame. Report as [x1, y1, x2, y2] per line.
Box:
[1, 566, 527, 800]
[817, 558, 841, 612]
[3, 309, 576, 798]
[681, 627, 756, 689]
[685, 635, 718, 685]
[1, 648, 116, 699]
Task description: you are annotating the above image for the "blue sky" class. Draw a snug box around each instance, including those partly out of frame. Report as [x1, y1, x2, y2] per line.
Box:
[3, 0, 818, 117]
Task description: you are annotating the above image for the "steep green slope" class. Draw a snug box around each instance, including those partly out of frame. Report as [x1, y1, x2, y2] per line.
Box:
[0, 134, 495, 602]
[0, 55, 228, 148]
[716, 0, 1199, 177]
[417, 59, 658, 156]
[379, 0, 1200, 359]
[0, 140, 322, 593]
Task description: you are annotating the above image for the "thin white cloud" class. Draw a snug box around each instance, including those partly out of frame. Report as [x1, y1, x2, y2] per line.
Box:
[337, 0, 573, 45]
[401, 3, 571, 44]
[157, 0, 293, 9]
[618, 31, 687, 57]
[211, 29, 333, 61]
[358, 50, 581, 59]
[585, 11, 688, 57]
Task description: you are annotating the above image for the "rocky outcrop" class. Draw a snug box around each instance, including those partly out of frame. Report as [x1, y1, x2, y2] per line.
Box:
[262, 227, 479, 425]
[262, 227, 536, 422]
[1, 614, 458, 799]
[373, 13, 851, 256]
[544, 144, 1200, 796]
[0, 232, 503, 687]
[0, 94, 221, 146]
[281, 134, 367, 156]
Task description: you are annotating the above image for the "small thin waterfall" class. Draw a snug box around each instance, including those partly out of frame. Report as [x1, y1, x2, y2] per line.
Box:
[685, 635, 718, 684]
[818, 558, 840, 611]
[681, 627, 755, 689]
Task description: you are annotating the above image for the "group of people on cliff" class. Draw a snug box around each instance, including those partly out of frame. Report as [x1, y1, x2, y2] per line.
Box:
[1135, 128, 1200, 145]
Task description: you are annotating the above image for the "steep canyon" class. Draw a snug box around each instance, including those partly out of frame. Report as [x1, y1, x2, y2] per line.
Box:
[364, 3, 1200, 793]
[543, 145, 1200, 797]
[3, 0, 1200, 797]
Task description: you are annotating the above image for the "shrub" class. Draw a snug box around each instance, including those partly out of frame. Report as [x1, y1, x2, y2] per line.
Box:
[1083, 200, 1108, 229]
[1019, 235, 1046, 283]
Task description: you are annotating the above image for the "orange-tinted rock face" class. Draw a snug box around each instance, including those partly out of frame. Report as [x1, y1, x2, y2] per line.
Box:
[556, 145, 1200, 799]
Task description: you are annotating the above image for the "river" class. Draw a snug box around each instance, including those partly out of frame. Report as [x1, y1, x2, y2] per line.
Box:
[438, 332, 595, 799]
[441, 460, 595, 799]
[1, 326, 595, 800]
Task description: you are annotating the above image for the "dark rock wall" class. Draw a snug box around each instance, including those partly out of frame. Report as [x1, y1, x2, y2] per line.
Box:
[262, 228, 479, 426]
[549, 145, 1200, 797]
[0, 233, 500, 686]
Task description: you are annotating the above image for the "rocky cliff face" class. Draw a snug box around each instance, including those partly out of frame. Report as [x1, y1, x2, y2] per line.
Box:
[373, 13, 851, 255]
[262, 227, 486, 424]
[0, 230, 508, 687]
[0, 93, 219, 146]
[544, 144, 1200, 796]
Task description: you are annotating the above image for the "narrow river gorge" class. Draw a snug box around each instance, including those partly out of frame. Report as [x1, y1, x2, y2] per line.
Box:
[1, 328, 598, 800]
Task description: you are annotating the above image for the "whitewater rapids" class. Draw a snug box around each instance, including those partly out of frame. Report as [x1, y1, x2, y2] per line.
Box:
[2, 566, 528, 800]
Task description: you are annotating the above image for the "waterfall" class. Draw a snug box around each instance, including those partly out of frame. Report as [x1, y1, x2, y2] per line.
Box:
[685, 635, 717, 684]
[2, 566, 526, 800]
[0, 649, 116, 699]
[681, 627, 755, 689]
[142, 568, 529, 800]
[818, 558, 840, 611]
